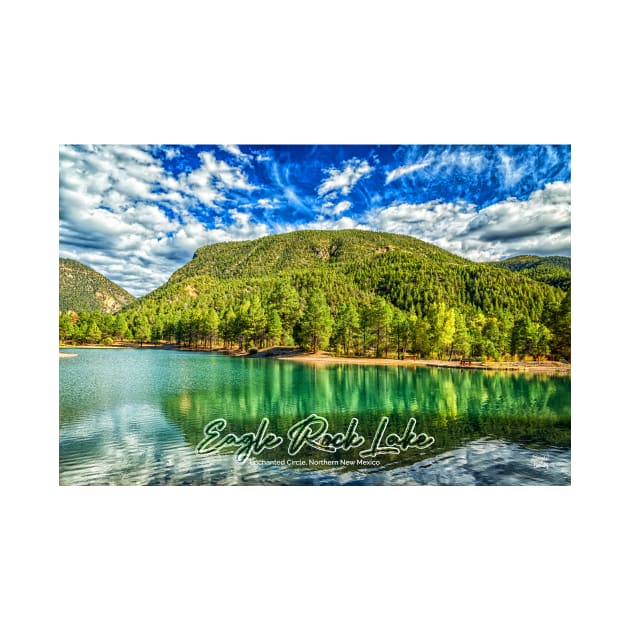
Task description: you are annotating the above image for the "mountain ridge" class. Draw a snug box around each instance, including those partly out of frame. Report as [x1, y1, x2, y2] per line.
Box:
[59, 258, 135, 313]
[169, 229, 470, 284]
[489, 254, 571, 290]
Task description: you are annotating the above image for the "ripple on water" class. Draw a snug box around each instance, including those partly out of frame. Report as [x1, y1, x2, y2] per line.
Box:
[60, 348, 570, 485]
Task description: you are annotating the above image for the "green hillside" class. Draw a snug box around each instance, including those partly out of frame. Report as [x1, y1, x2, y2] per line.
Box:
[59, 258, 135, 313]
[490, 255, 571, 290]
[60, 230, 571, 360]
[169, 229, 466, 282]
[156, 230, 560, 319]
[103, 230, 569, 359]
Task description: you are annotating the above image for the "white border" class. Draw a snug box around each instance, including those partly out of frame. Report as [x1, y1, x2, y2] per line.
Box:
[4, 1, 626, 628]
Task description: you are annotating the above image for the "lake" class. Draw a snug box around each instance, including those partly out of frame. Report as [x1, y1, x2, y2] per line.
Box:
[59, 348, 571, 485]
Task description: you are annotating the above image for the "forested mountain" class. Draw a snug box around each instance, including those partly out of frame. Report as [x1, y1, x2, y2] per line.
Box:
[490, 255, 571, 291]
[170, 230, 466, 282]
[60, 230, 571, 360]
[59, 258, 135, 313]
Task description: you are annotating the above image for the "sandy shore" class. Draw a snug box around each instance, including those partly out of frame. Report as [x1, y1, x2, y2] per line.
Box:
[223, 347, 570, 374]
[59, 344, 570, 373]
[273, 352, 570, 374]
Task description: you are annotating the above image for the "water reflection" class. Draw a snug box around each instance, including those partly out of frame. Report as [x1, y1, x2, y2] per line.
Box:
[158, 359, 571, 464]
[59, 349, 570, 485]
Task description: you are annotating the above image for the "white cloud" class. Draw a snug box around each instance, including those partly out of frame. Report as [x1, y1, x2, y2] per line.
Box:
[194, 151, 256, 191]
[427, 148, 487, 173]
[285, 216, 367, 233]
[269, 160, 312, 213]
[317, 158, 373, 196]
[366, 181, 570, 261]
[219, 209, 271, 241]
[367, 201, 476, 251]
[220, 144, 251, 162]
[59, 145, 266, 295]
[321, 200, 352, 216]
[385, 148, 488, 185]
[173, 150, 256, 208]
[257, 197, 279, 209]
[498, 150, 527, 186]
[385, 161, 430, 184]
[466, 182, 570, 240]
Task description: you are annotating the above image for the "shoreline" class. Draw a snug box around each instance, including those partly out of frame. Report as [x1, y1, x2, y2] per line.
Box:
[60, 344, 570, 373]
[271, 352, 570, 374]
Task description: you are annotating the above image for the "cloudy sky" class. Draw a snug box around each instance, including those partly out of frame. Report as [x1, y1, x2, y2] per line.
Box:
[59, 144, 571, 296]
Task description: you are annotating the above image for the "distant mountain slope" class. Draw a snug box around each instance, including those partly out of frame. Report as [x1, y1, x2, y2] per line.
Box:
[490, 255, 571, 290]
[59, 258, 135, 313]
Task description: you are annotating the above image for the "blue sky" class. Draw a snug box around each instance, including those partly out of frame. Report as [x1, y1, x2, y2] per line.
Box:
[59, 144, 571, 296]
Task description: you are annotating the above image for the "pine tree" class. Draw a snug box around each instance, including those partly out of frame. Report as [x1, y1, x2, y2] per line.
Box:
[550, 289, 571, 360]
[271, 280, 302, 337]
[439, 308, 456, 359]
[133, 315, 150, 347]
[266, 310, 283, 346]
[335, 303, 360, 355]
[410, 312, 431, 358]
[358, 303, 373, 356]
[86, 321, 102, 344]
[247, 294, 267, 347]
[234, 299, 251, 349]
[220, 308, 236, 348]
[150, 319, 163, 344]
[511, 316, 530, 357]
[390, 310, 409, 359]
[113, 313, 128, 341]
[370, 297, 393, 358]
[451, 311, 471, 359]
[59, 312, 75, 343]
[206, 309, 220, 348]
[298, 289, 333, 352]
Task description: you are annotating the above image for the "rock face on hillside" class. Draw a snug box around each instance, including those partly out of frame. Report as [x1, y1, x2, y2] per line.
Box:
[59, 258, 135, 313]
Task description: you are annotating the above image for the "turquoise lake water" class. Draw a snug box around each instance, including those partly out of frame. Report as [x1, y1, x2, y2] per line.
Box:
[59, 348, 571, 485]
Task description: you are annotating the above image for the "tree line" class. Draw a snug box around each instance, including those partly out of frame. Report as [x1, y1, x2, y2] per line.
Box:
[60, 284, 571, 361]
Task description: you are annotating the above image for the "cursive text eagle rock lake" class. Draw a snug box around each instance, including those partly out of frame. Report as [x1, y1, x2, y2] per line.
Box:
[195, 414, 435, 463]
